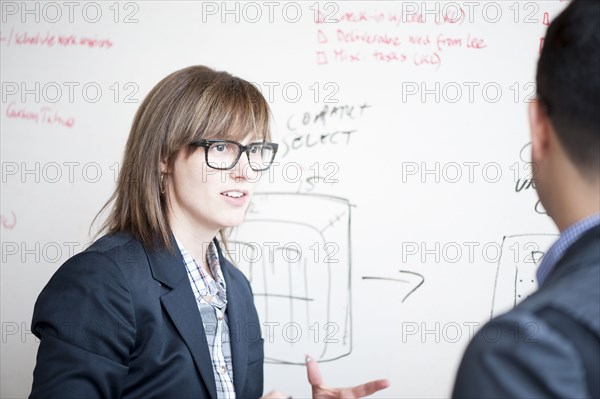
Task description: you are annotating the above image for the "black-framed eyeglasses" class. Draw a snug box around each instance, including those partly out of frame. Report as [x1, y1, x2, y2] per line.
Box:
[191, 139, 279, 171]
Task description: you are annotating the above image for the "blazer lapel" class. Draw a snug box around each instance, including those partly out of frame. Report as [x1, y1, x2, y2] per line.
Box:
[217, 241, 249, 395]
[145, 241, 218, 399]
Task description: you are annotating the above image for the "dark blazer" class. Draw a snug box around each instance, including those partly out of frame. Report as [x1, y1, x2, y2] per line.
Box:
[453, 225, 600, 398]
[29, 232, 264, 399]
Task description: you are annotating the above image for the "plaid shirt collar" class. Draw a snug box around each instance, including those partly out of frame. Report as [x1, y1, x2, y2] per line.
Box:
[174, 236, 228, 308]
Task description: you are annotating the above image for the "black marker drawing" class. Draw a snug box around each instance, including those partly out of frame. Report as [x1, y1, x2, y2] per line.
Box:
[362, 270, 425, 303]
[516, 141, 547, 215]
[534, 199, 547, 215]
[230, 193, 353, 365]
[490, 233, 558, 319]
[519, 141, 532, 163]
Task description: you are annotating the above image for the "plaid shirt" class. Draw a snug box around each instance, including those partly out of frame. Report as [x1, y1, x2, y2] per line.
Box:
[175, 236, 236, 399]
[536, 213, 600, 285]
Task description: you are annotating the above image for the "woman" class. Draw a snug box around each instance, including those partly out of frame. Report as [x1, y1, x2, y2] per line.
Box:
[30, 65, 273, 398]
[29, 65, 389, 399]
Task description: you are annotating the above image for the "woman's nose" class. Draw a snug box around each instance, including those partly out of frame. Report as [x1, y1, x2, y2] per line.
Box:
[232, 151, 259, 181]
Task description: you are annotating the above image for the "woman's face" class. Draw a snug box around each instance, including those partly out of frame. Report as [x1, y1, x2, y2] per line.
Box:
[164, 134, 262, 234]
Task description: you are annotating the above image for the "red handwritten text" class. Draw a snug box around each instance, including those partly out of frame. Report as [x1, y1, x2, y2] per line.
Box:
[1, 211, 17, 230]
[6, 102, 75, 128]
[1, 29, 113, 49]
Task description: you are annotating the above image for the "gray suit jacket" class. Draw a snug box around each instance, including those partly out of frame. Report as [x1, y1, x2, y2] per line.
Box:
[30, 232, 264, 399]
[453, 225, 600, 398]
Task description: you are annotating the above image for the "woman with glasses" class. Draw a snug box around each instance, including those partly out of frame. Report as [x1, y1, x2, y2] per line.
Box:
[29, 65, 388, 399]
[29, 65, 276, 399]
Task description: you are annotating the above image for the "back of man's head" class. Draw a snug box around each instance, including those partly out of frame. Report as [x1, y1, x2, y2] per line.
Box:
[537, 0, 600, 179]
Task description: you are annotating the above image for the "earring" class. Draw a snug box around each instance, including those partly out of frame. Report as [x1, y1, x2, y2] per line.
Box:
[160, 173, 167, 194]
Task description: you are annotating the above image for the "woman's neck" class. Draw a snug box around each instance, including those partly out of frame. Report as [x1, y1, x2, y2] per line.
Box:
[168, 213, 218, 278]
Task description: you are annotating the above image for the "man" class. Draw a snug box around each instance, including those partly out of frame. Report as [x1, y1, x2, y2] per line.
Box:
[453, 0, 599, 398]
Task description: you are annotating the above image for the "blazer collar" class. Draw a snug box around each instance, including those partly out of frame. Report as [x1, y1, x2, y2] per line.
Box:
[144, 235, 252, 398]
[144, 238, 186, 289]
[144, 236, 218, 399]
[216, 240, 250, 396]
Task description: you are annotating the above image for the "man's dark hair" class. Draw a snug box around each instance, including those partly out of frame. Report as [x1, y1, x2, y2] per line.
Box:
[537, 0, 600, 177]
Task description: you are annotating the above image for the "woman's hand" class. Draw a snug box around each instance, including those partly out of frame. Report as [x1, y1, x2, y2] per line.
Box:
[306, 355, 391, 398]
[263, 355, 390, 399]
[261, 390, 291, 399]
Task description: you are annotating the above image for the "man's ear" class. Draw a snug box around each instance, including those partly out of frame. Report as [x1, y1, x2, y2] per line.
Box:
[529, 100, 552, 164]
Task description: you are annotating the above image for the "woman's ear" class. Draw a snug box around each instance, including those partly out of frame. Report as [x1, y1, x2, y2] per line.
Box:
[529, 101, 552, 164]
[160, 157, 169, 174]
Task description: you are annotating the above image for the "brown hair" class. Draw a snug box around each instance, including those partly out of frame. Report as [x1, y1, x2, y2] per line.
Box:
[95, 65, 271, 249]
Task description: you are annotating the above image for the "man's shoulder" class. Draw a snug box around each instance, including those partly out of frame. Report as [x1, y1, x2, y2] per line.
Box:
[454, 304, 589, 398]
[469, 255, 598, 364]
[523, 261, 600, 336]
[455, 276, 599, 397]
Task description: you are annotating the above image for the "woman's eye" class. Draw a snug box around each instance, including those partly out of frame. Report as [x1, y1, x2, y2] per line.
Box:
[213, 144, 227, 152]
[249, 146, 259, 154]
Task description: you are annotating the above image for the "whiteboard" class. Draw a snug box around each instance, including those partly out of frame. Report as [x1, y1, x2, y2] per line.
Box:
[1, 1, 568, 397]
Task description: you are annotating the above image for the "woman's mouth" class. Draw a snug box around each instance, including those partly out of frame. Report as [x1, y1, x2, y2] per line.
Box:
[220, 190, 249, 206]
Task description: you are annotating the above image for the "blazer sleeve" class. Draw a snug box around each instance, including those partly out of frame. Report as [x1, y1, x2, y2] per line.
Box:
[452, 310, 588, 399]
[30, 250, 136, 399]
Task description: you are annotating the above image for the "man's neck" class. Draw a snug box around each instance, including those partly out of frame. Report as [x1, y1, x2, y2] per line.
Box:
[553, 181, 600, 232]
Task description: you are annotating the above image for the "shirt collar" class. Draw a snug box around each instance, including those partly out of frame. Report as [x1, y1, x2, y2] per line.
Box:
[206, 241, 227, 291]
[536, 213, 600, 285]
[173, 235, 228, 302]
